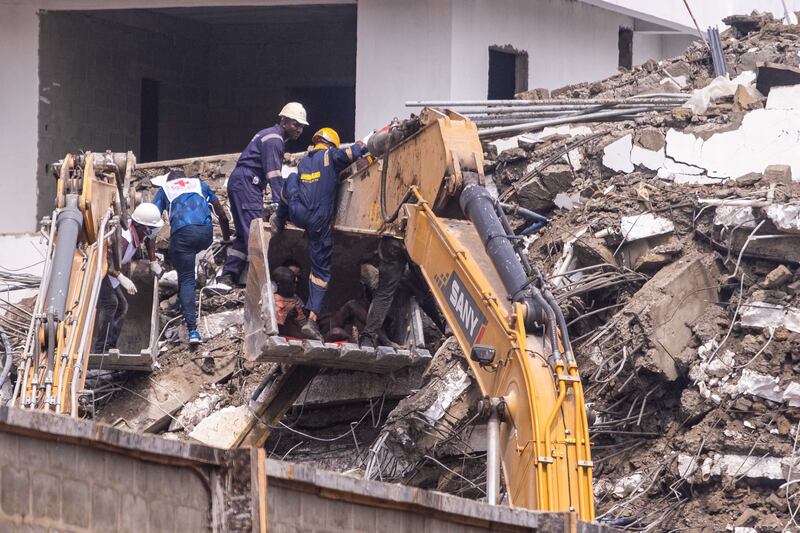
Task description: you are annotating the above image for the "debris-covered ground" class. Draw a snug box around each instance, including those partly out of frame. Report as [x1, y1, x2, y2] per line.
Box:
[5, 9, 800, 532]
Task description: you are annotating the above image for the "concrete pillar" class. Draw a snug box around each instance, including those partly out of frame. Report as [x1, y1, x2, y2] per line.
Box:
[0, 3, 39, 233]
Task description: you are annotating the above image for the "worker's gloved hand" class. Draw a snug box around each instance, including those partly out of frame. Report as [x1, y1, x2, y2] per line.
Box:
[117, 273, 138, 295]
[150, 260, 163, 278]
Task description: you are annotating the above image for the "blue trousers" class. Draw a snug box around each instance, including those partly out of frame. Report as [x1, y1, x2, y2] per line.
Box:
[288, 203, 333, 315]
[222, 169, 264, 280]
[171, 224, 213, 331]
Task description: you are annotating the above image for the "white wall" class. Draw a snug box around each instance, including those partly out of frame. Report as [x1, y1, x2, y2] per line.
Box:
[355, 0, 453, 136]
[449, 0, 634, 101]
[632, 33, 662, 66]
[0, 4, 40, 233]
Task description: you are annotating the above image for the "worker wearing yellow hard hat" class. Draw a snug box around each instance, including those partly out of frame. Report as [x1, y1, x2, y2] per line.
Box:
[312, 127, 341, 150]
[271, 128, 369, 340]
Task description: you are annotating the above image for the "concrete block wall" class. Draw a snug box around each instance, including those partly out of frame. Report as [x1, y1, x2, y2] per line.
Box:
[37, 9, 210, 219]
[206, 6, 357, 154]
[0, 429, 211, 532]
[0, 406, 613, 533]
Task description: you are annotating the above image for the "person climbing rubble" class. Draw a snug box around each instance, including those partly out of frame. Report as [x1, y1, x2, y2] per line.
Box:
[152, 170, 231, 345]
[217, 102, 308, 288]
[93, 202, 164, 353]
[271, 127, 368, 340]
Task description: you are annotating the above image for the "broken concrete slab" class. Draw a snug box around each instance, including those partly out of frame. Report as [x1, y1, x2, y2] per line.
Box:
[663, 108, 800, 182]
[516, 163, 576, 212]
[199, 309, 243, 338]
[713, 205, 756, 229]
[620, 213, 675, 242]
[293, 366, 425, 407]
[740, 300, 800, 333]
[630, 145, 665, 171]
[624, 254, 721, 380]
[602, 134, 633, 173]
[679, 452, 791, 484]
[170, 389, 222, 432]
[767, 84, 800, 111]
[98, 350, 238, 433]
[765, 204, 800, 233]
[189, 405, 251, 448]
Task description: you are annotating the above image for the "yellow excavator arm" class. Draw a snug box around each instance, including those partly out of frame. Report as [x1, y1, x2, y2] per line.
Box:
[404, 189, 593, 518]
[357, 108, 594, 517]
[14, 152, 133, 415]
[239, 108, 595, 519]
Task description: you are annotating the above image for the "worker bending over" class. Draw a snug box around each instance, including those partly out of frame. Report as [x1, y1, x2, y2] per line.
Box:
[359, 237, 444, 349]
[273, 128, 367, 339]
[217, 102, 308, 287]
[93, 202, 164, 353]
[153, 170, 231, 345]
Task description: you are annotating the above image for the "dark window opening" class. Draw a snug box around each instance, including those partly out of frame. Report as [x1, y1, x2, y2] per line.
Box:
[618, 27, 633, 70]
[140, 78, 159, 163]
[285, 86, 356, 151]
[488, 46, 528, 100]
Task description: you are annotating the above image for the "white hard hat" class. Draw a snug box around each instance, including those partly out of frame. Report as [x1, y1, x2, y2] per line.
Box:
[131, 202, 164, 228]
[278, 102, 309, 126]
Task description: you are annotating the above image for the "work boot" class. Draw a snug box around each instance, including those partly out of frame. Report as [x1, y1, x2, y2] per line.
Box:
[300, 319, 323, 341]
[358, 333, 377, 349]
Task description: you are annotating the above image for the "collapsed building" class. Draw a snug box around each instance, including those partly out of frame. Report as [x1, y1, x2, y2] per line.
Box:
[3, 9, 800, 533]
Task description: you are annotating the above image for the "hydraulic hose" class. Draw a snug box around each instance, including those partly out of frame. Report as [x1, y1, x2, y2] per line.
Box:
[532, 290, 560, 360]
[494, 200, 532, 274]
[543, 289, 575, 365]
[459, 172, 545, 325]
[499, 202, 549, 224]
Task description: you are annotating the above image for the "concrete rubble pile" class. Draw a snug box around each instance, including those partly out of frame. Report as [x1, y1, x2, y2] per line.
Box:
[74, 10, 800, 531]
[484, 11, 800, 531]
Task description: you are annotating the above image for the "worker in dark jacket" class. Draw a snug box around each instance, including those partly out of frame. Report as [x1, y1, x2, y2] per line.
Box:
[153, 170, 231, 345]
[273, 127, 366, 339]
[217, 102, 308, 287]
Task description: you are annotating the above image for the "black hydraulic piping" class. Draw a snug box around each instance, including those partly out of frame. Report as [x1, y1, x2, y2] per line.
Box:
[459, 172, 545, 327]
[494, 200, 533, 274]
[543, 290, 575, 364]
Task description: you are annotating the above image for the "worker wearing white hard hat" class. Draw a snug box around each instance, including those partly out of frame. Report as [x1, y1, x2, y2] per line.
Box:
[218, 102, 308, 288]
[93, 202, 163, 353]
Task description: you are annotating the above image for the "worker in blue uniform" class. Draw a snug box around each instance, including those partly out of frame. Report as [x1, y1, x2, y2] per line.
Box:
[272, 127, 367, 340]
[217, 102, 308, 287]
[153, 170, 231, 345]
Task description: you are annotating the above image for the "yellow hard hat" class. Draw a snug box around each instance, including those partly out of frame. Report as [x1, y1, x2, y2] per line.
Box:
[312, 127, 340, 149]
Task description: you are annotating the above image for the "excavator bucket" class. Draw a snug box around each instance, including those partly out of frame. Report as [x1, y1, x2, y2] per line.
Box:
[87, 262, 159, 372]
[243, 219, 432, 373]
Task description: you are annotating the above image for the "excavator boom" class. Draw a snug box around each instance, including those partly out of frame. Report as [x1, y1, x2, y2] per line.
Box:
[237, 109, 595, 520]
